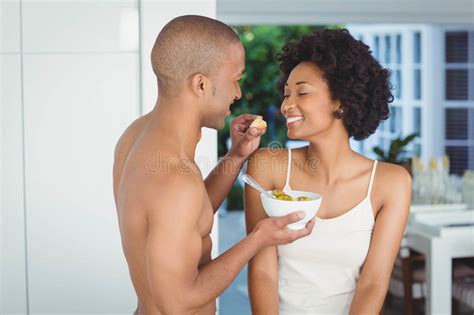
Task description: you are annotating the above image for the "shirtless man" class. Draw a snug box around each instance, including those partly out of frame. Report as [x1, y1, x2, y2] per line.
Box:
[113, 15, 315, 315]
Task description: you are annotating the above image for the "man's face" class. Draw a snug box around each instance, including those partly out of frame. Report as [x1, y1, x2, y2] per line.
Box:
[202, 42, 245, 130]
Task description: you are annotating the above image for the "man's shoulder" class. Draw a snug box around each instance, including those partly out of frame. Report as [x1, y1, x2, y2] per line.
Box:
[164, 170, 204, 193]
[142, 168, 206, 217]
[114, 113, 152, 160]
[147, 162, 204, 193]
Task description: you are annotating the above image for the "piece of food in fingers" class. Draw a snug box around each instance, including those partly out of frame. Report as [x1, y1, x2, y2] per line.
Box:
[249, 117, 267, 129]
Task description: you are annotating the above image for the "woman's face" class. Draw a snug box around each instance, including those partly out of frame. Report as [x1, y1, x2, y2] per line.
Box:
[281, 62, 341, 140]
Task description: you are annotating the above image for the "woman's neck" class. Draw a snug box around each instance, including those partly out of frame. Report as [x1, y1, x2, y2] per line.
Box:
[304, 132, 356, 185]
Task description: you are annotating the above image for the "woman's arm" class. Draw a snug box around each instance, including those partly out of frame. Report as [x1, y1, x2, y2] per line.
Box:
[245, 148, 280, 315]
[349, 163, 412, 314]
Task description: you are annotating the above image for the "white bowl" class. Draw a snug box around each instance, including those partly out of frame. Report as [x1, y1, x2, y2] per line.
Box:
[260, 190, 323, 230]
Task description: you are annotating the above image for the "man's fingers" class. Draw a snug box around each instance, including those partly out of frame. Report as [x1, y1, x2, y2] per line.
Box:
[245, 127, 258, 138]
[240, 114, 262, 122]
[243, 128, 256, 141]
[231, 114, 266, 138]
[278, 211, 305, 227]
[254, 127, 267, 136]
[289, 218, 315, 240]
[303, 217, 316, 233]
[306, 217, 316, 228]
[244, 126, 266, 140]
[231, 114, 262, 126]
[233, 124, 247, 132]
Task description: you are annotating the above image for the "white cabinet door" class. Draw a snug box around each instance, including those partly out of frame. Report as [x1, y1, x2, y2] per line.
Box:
[3, 1, 218, 313]
[2, 54, 28, 315]
[23, 52, 139, 313]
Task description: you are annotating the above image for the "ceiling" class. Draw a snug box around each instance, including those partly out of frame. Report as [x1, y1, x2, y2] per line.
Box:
[217, 0, 474, 25]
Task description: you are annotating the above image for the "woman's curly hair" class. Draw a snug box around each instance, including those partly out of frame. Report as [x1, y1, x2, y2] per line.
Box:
[276, 29, 392, 140]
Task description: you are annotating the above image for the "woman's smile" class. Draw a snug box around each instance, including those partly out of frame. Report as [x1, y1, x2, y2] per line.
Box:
[286, 115, 305, 126]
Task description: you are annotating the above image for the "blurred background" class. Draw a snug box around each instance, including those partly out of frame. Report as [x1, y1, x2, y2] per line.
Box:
[2, 0, 473, 314]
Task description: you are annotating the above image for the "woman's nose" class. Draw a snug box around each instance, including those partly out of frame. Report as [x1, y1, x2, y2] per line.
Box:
[281, 101, 296, 115]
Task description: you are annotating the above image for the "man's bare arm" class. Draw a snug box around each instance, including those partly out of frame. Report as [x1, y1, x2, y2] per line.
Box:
[204, 153, 246, 213]
[205, 114, 265, 213]
[146, 174, 313, 314]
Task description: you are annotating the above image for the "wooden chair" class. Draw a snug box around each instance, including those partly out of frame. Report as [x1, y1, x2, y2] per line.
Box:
[452, 259, 474, 313]
[387, 238, 474, 314]
[387, 240, 426, 315]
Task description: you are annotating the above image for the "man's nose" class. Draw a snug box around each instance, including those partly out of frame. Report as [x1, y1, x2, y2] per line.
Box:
[235, 86, 242, 100]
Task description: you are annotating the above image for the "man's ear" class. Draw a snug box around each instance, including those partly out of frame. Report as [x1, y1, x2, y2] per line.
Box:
[190, 73, 208, 97]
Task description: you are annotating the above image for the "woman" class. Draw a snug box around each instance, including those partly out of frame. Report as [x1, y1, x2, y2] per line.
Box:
[245, 29, 411, 314]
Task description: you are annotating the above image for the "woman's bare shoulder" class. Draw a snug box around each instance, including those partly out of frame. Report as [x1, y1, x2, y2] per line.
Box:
[248, 147, 290, 166]
[375, 161, 412, 183]
[373, 161, 412, 204]
[247, 147, 291, 187]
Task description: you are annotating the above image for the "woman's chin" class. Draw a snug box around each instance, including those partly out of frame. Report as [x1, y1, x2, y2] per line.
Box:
[288, 130, 314, 143]
[287, 131, 304, 141]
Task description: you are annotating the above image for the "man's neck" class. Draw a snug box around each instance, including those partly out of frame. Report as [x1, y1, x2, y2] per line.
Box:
[148, 97, 202, 160]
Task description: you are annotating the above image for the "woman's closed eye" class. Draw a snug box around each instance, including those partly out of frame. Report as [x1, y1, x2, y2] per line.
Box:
[283, 93, 308, 98]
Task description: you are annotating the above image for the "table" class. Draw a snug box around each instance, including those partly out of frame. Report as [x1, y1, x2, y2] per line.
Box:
[406, 208, 474, 314]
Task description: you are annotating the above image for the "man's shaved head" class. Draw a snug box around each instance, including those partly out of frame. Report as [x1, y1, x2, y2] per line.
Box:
[151, 15, 241, 98]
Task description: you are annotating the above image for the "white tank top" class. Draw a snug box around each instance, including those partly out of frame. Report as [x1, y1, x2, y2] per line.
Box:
[278, 149, 377, 315]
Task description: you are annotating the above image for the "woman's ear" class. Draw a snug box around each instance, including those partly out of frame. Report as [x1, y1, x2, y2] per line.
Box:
[334, 107, 344, 119]
[190, 73, 208, 97]
[332, 101, 344, 119]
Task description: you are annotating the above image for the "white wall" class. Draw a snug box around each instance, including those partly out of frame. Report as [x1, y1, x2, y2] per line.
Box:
[1, 0, 217, 313]
[2, 1, 28, 313]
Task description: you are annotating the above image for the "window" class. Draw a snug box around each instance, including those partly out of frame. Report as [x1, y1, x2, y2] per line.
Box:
[396, 34, 402, 64]
[390, 106, 403, 134]
[445, 108, 468, 140]
[446, 146, 469, 175]
[374, 36, 380, 60]
[375, 32, 420, 158]
[353, 29, 419, 158]
[414, 69, 422, 100]
[446, 31, 468, 63]
[413, 107, 422, 136]
[395, 69, 402, 99]
[414, 32, 421, 63]
[384, 35, 391, 64]
[349, 26, 473, 176]
[444, 30, 474, 175]
[446, 69, 468, 100]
